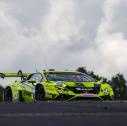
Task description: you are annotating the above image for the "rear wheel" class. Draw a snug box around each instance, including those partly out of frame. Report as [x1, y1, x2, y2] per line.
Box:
[35, 85, 45, 101]
[4, 87, 12, 102]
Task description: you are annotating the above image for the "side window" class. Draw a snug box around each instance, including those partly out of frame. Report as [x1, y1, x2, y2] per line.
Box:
[27, 73, 43, 83]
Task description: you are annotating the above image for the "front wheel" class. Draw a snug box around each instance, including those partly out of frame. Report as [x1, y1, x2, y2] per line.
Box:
[101, 95, 114, 100]
[110, 95, 114, 100]
[35, 85, 45, 101]
[4, 87, 12, 102]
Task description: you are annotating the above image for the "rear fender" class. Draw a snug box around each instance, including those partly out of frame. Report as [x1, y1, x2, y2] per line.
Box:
[5, 81, 23, 101]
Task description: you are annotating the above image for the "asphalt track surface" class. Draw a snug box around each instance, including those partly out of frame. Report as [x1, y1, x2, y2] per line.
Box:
[0, 101, 127, 126]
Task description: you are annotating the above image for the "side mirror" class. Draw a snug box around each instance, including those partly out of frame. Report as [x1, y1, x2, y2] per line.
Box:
[27, 79, 37, 84]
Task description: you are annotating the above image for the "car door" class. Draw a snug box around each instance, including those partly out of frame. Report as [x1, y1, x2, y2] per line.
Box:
[23, 73, 44, 99]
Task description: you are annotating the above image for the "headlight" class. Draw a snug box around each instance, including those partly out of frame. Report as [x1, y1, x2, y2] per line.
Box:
[103, 88, 108, 93]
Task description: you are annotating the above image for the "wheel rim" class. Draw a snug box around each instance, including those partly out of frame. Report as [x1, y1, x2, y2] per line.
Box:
[35, 86, 45, 101]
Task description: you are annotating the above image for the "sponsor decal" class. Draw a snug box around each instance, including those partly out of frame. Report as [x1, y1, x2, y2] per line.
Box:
[45, 94, 52, 99]
[80, 93, 94, 97]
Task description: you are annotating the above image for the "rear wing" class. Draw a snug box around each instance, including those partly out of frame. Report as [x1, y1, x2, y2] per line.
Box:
[0, 70, 30, 79]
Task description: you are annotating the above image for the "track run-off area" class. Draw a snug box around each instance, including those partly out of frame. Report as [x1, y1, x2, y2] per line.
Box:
[0, 101, 127, 126]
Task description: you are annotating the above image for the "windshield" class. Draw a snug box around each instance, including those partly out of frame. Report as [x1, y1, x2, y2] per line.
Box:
[46, 73, 96, 82]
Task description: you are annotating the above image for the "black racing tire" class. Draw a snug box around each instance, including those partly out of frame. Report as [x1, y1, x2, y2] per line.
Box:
[4, 87, 12, 102]
[19, 91, 24, 102]
[101, 95, 114, 101]
[35, 85, 45, 101]
[110, 95, 114, 101]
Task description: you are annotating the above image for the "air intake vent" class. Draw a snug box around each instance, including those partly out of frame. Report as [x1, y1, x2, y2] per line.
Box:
[75, 82, 84, 87]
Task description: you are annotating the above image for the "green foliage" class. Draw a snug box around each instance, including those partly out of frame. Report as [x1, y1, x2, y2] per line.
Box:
[111, 74, 127, 100]
[77, 67, 88, 74]
[0, 85, 4, 102]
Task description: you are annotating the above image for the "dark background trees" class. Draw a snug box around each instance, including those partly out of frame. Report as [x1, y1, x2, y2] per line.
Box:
[111, 74, 127, 100]
[0, 85, 4, 102]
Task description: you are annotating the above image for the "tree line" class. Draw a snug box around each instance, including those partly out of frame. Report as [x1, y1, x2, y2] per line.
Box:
[0, 85, 3, 101]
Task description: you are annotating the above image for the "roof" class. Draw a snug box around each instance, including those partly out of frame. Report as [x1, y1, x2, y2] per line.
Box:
[40, 70, 81, 74]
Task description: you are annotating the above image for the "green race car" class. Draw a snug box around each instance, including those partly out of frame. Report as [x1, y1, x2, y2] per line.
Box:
[2, 70, 114, 102]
